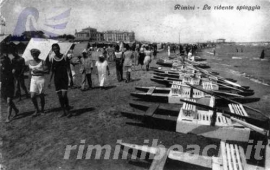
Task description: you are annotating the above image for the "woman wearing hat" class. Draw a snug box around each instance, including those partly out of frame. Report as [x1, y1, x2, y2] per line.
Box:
[28, 48, 49, 117]
[95, 54, 110, 88]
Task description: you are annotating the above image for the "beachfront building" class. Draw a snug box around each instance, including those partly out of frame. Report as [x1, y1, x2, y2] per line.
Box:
[217, 38, 226, 43]
[75, 27, 135, 43]
[75, 27, 97, 42]
[96, 32, 104, 42]
[103, 30, 135, 43]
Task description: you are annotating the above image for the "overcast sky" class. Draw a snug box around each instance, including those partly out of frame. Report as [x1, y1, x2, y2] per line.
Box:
[1, 0, 270, 43]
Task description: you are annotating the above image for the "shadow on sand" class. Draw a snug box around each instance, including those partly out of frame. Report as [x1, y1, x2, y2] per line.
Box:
[13, 111, 35, 120]
[71, 107, 95, 116]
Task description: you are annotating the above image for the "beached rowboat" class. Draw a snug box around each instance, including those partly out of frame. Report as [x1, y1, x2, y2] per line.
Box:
[153, 71, 236, 83]
[131, 82, 253, 104]
[156, 59, 210, 69]
[119, 136, 270, 170]
[151, 73, 254, 96]
[120, 103, 270, 169]
[122, 100, 256, 142]
[151, 76, 253, 95]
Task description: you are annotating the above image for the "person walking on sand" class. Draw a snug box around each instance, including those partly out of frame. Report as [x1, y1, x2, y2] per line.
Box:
[153, 45, 157, 59]
[260, 49, 265, 59]
[138, 45, 145, 69]
[106, 45, 115, 62]
[114, 46, 124, 82]
[95, 55, 110, 88]
[80, 50, 93, 91]
[48, 43, 72, 118]
[132, 45, 139, 70]
[67, 49, 79, 88]
[28, 49, 49, 117]
[1, 53, 19, 123]
[167, 45, 171, 57]
[134, 43, 140, 65]
[144, 46, 152, 71]
[123, 45, 134, 83]
[188, 51, 192, 60]
[11, 47, 29, 100]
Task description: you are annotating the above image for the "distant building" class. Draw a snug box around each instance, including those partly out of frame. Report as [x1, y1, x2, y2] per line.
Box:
[104, 30, 135, 43]
[75, 27, 135, 43]
[96, 32, 104, 42]
[75, 27, 97, 42]
[217, 38, 226, 43]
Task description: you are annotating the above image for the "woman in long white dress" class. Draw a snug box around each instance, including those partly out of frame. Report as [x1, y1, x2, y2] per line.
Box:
[95, 55, 110, 88]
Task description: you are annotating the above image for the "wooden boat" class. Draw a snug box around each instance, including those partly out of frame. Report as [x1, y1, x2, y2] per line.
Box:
[131, 82, 217, 104]
[121, 88, 269, 169]
[185, 83, 259, 106]
[152, 73, 254, 96]
[151, 75, 210, 86]
[167, 55, 207, 61]
[153, 71, 237, 83]
[131, 83, 254, 104]
[120, 104, 270, 170]
[152, 67, 197, 75]
[151, 66, 220, 76]
[151, 75, 253, 96]
[188, 64, 250, 90]
[135, 84, 253, 99]
[119, 135, 270, 170]
[122, 100, 260, 142]
[153, 62, 250, 91]
[156, 59, 210, 69]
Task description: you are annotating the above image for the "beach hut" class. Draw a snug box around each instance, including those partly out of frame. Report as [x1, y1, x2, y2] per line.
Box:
[22, 38, 73, 64]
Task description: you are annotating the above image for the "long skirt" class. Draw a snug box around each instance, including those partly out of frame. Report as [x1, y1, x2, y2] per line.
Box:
[143, 56, 151, 65]
[98, 73, 106, 87]
[138, 53, 145, 65]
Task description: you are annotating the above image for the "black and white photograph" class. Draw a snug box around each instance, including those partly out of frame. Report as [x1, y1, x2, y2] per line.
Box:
[0, 0, 270, 169]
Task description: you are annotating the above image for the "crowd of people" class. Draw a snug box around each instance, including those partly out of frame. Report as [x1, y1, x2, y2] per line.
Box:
[0, 42, 158, 122]
[166, 43, 199, 57]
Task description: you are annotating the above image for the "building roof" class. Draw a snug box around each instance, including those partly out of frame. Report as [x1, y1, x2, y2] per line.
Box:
[82, 27, 97, 31]
[76, 30, 89, 34]
[104, 30, 134, 34]
[74, 37, 90, 41]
